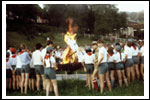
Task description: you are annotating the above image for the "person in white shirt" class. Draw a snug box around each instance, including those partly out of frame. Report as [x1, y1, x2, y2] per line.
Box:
[16, 49, 22, 91]
[9, 48, 17, 91]
[82, 46, 94, 90]
[32, 43, 45, 92]
[132, 41, 140, 80]
[107, 47, 115, 88]
[19, 43, 31, 94]
[139, 40, 144, 80]
[91, 41, 99, 91]
[41, 40, 53, 63]
[6, 52, 12, 91]
[123, 40, 134, 84]
[114, 45, 128, 87]
[43, 47, 59, 96]
[97, 40, 112, 94]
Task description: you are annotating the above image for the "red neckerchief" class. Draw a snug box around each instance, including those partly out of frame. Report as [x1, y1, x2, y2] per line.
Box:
[6, 58, 9, 62]
[12, 54, 16, 58]
[45, 54, 50, 59]
[133, 46, 136, 50]
[109, 53, 113, 56]
[87, 52, 92, 56]
[19, 50, 25, 55]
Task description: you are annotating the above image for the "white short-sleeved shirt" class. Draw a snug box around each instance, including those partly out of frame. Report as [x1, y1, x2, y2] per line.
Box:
[32, 50, 43, 65]
[55, 50, 61, 58]
[98, 46, 108, 63]
[139, 46, 144, 56]
[16, 55, 22, 68]
[132, 46, 139, 56]
[9, 54, 17, 66]
[77, 51, 85, 63]
[82, 53, 95, 64]
[108, 54, 115, 62]
[30, 59, 34, 68]
[124, 46, 133, 59]
[6, 58, 11, 70]
[41, 47, 48, 62]
[114, 52, 125, 63]
[19, 52, 31, 65]
[113, 49, 117, 54]
[44, 56, 56, 68]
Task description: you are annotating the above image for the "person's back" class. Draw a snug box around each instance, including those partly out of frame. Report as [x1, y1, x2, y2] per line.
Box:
[19, 51, 31, 65]
[32, 50, 43, 65]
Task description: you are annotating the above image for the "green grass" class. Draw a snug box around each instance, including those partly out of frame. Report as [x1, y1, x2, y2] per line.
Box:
[6, 79, 144, 96]
[6, 32, 95, 50]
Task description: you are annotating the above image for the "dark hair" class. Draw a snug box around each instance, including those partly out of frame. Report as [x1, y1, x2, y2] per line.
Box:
[20, 43, 26, 50]
[107, 47, 114, 55]
[46, 40, 53, 46]
[97, 40, 104, 44]
[86, 49, 92, 53]
[127, 41, 132, 47]
[116, 43, 120, 46]
[116, 49, 122, 60]
[36, 43, 42, 50]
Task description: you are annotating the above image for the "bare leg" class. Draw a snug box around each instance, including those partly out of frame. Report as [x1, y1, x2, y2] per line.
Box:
[51, 79, 59, 96]
[41, 75, 46, 90]
[131, 66, 135, 81]
[36, 75, 40, 91]
[126, 67, 131, 84]
[99, 74, 104, 94]
[32, 79, 35, 91]
[24, 73, 29, 94]
[87, 74, 91, 90]
[140, 64, 144, 80]
[46, 80, 50, 96]
[12, 72, 16, 90]
[121, 70, 128, 87]
[110, 70, 115, 88]
[105, 72, 112, 92]
[117, 70, 122, 87]
[21, 73, 25, 94]
[134, 64, 140, 80]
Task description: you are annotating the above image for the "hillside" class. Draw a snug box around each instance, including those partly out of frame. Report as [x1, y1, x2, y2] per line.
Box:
[6, 32, 94, 50]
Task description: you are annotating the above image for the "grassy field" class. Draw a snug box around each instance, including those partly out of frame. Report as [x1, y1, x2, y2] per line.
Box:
[6, 79, 144, 96]
[6, 32, 95, 50]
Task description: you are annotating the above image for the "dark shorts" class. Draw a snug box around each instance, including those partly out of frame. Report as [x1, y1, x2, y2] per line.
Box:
[141, 56, 144, 64]
[108, 62, 115, 70]
[29, 68, 36, 79]
[85, 64, 94, 74]
[21, 64, 30, 73]
[6, 69, 12, 78]
[98, 63, 109, 74]
[16, 68, 21, 76]
[35, 65, 44, 75]
[44, 68, 56, 80]
[132, 56, 139, 64]
[125, 59, 134, 67]
[116, 62, 124, 70]
[12, 65, 16, 70]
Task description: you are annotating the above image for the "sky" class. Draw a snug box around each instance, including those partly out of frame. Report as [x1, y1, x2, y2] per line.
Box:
[38, 4, 144, 13]
[116, 4, 144, 12]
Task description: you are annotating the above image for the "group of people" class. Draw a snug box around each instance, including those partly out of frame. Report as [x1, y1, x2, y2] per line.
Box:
[6, 38, 144, 96]
[82, 39, 144, 94]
